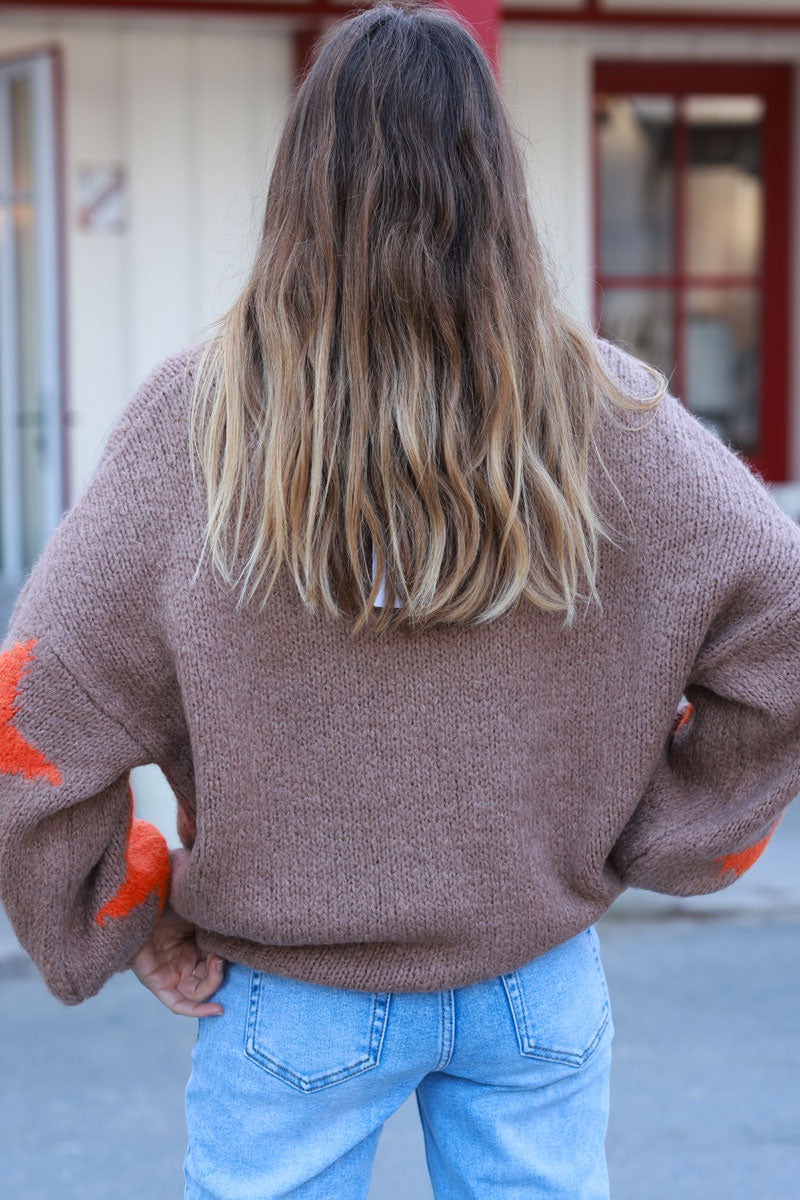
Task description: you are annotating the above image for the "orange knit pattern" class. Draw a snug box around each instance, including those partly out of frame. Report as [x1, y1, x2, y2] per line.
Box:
[94, 782, 171, 926]
[0, 639, 62, 786]
[668, 699, 782, 880]
[714, 814, 783, 879]
[672, 700, 694, 736]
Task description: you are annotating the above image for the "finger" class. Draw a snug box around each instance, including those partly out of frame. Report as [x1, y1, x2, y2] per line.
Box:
[185, 974, 225, 1003]
[188, 952, 224, 979]
[184, 956, 225, 998]
[155, 985, 225, 1017]
[206, 954, 226, 978]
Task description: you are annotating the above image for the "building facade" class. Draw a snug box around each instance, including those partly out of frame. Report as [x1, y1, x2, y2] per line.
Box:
[1, 0, 799, 834]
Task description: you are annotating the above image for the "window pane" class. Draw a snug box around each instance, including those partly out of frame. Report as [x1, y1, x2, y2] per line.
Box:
[596, 94, 675, 276]
[10, 76, 45, 572]
[11, 75, 34, 194]
[597, 288, 674, 384]
[15, 195, 45, 572]
[0, 57, 61, 588]
[0, 203, 5, 571]
[686, 94, 764, 278]
[686, 287, 760, 456]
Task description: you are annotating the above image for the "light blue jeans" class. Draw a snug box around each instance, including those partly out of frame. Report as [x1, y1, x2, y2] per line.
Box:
[183, 925, 614, 1199]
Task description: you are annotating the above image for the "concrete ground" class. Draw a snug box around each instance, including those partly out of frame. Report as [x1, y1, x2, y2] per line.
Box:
[1, 800, 798, 1199]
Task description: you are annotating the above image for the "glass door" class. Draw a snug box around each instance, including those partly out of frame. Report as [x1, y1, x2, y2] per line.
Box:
[0, 48, 65, 600]
[593, 63, 792, 482]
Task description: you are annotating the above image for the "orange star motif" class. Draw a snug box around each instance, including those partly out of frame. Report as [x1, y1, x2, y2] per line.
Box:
[0, 639, 62, 786]
[94, 782, 171, 926]
[714, 814, 783, 879]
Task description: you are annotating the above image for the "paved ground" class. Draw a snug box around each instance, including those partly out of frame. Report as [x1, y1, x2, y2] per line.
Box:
[1, 912, 797, 1199]
[1, 800, 798, 1198]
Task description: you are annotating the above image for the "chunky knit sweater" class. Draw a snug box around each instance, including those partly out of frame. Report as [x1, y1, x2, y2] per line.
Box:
[2, 336, 800, 1006]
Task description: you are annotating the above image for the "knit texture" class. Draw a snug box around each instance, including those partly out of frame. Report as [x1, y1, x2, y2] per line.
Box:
[2, 336, 800, 1005]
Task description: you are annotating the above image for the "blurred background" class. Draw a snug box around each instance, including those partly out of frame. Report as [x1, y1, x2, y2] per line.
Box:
[0, 1, 798, 1197]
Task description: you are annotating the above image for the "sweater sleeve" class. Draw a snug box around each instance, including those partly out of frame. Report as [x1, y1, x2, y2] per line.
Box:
[0, 349, 193, 1005]
[608, 417, 800, 897]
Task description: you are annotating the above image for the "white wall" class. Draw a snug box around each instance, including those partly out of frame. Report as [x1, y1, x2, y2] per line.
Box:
[501, 33, 593, 326]
[0, 10, 292, 503]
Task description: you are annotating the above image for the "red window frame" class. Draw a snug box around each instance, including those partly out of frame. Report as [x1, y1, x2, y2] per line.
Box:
[592, 62, 793, 483]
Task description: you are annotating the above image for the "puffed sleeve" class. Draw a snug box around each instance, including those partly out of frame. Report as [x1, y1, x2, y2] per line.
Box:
[0, 349, 194, 1004]
[608, 430, 800, 896]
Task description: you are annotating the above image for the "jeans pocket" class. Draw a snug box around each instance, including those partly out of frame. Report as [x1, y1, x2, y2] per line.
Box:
[244, 968, 392, 1093]
[501, 926, 611, 1068]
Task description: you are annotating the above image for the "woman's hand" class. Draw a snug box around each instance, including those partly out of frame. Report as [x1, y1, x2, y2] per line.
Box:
[127, 898, 226, 1016]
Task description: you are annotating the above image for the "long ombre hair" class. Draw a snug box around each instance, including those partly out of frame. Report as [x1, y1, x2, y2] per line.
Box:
[187, 0, 666, 635]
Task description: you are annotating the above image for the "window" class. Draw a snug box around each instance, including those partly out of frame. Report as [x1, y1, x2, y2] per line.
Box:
[0, 48, 65, 595]
[593, 63, 792, 482]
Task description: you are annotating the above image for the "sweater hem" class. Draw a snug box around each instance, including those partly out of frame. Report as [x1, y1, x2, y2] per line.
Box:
[193, 912, 613, 994]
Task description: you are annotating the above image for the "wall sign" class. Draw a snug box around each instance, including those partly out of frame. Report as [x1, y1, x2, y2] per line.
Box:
[75, 163, 126, 232]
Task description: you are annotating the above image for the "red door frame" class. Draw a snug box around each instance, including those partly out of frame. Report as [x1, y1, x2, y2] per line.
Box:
[593, 62, 793, 483]
[13, 2, 800, 30]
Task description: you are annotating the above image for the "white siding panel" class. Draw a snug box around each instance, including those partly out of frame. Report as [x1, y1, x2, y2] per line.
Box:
[501, 32, 593, 324]
[189, 27, 292, 327]
[245, 30, 293, 232]
[119, 25, 292, 394]
[58, 26, 128, 495]
[122, 28, 195, 387]
[190, 28, 260, 328]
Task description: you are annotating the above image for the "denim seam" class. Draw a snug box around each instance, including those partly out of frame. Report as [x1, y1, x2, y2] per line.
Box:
[500, 931, 610, 1068]
[588, 927, 611, 1006]
[434, 987, 455, 1070]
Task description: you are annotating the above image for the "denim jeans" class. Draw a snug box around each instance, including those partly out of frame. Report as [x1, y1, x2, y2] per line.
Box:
[183, 924, 614, 1199]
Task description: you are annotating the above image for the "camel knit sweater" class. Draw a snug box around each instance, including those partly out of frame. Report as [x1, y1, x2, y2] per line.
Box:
[2, 336, 800, 1006]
